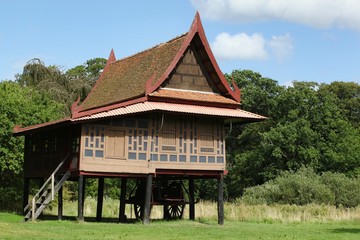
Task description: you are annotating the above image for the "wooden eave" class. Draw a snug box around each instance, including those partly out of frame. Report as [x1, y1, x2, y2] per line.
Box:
[13, 117, 73, 136]
[148, 89, 240, 109]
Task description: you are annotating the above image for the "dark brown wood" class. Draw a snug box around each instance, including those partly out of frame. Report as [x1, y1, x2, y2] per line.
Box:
[119, 177, 127, 222]
[143, 174, 152, 224]
[22, 178, 30, 213]
[82, 177, 86, 211]
[189, 178, 195, 220]
[78, 175, 84, 221]
[96, 177, 104, 222]
[217, 173, 224, 225]
[58, 185, 63, 220]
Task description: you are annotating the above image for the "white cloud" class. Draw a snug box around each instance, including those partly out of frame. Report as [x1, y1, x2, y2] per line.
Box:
[211, 32, 268, 60]
[192, 0, 360, 31]
[269, 33, 293, 62]
[211, 32, 293, 61]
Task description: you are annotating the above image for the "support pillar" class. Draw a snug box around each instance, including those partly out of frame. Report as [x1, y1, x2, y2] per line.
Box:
[143, 174, 152, 224]
[58, 185, 63, 220]
[78, 175, 84, 221]
[217, 173, 224, 225]
[22, 178, 30, 213]
[189, 178, 195, 221]
[38, 178, 45, 218]
[96, 177, 104, 222]
[119, 177, 127, 222]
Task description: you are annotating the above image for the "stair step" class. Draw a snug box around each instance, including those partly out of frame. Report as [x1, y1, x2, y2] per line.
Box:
[23, 161, 71, 222]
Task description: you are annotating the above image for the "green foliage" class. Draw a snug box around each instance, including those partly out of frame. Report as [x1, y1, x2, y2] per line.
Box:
[16, 57, 106, 116]
[321, 172, 360, 207]
[0, 81, 63, 211]
[225, 70, 360, 200]
[242, 167, 360, 207]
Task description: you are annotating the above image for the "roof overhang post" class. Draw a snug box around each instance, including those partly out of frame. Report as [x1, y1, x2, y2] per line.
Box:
[143, 174, 153, 224]
[217, 172, 224, 225]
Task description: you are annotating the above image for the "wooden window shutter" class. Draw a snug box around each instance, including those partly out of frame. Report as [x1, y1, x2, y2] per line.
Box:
[199, 121, 215, 153]
[106, 129, 125, 158]
[161, 118, 177, 151]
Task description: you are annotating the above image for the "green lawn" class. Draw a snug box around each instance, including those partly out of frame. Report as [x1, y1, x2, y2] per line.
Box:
[1, 212, 360, 240]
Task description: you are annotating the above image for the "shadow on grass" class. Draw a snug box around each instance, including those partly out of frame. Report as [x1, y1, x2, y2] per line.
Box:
[38, 214, 183, 224]
[38, 214, 141, 223]
[331, 228, 360, 234]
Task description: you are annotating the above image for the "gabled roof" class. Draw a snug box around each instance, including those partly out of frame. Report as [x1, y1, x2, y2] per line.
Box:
[14, 12, 265, 136]
[72, 12, 241, 119]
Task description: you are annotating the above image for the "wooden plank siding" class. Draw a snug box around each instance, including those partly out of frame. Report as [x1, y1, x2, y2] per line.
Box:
[79, 114, 226, 174]
[24, 125, 80, 178]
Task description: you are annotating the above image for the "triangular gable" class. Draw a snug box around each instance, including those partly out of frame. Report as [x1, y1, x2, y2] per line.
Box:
[161, 47, 219, 93]
[145, 12, 240, 102]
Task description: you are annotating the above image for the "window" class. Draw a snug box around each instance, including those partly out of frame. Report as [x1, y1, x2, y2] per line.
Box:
[161, 118, 177, 152]
[106, 129, 126, 158]
[83, 125, 105, 159]
[199, 122, 215, 153]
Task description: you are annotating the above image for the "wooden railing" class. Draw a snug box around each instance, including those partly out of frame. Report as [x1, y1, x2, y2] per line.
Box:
[24, 153, 70, 221]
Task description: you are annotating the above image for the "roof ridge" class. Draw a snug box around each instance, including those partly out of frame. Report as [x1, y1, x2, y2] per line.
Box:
[112, 33, 187, 64]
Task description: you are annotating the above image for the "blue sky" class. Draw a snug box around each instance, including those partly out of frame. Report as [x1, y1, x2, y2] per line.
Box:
[1, 0, 360, 86]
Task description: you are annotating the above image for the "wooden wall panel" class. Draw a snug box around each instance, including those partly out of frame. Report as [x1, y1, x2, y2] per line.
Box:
[79, 115, 226, 174]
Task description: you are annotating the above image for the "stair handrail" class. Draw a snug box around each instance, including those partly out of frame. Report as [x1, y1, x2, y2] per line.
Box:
[24, 152, 71, 217]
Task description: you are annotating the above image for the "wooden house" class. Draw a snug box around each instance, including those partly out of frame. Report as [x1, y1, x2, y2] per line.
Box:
[14, 13, 265, 224]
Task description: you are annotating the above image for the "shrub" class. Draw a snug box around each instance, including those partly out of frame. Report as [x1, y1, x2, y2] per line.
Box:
[242, 167, 335, 206]
[274, 168, 334, 205]
[321, 172, 360, 207]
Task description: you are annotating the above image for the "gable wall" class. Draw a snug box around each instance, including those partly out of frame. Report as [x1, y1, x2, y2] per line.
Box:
[164, 48, 219, 93]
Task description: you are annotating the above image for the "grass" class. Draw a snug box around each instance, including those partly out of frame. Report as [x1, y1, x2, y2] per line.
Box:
[1, 212, 360, 240]
[5, 199, 360, 239]
[43, 198, 360, 223]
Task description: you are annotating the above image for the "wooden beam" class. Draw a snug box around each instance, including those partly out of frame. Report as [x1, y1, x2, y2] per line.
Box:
[217, 173, 224, 225]
[58, 185, 63, 220]
[78, 175, 84, 222]
[96, 177, 104, 222]
[189, 178, 195, 221]
[22, 178, 30, 214]
[143, 174, 153, 224]
[119, 177, 127, 222]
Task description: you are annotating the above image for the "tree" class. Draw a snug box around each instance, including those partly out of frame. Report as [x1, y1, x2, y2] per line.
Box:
[320, 81, 360, 127]
[66, 57, 106, 101]
[16, 57, 106, 116]
[224, 70, 284, 199]
[224, 70, 360, 200]
[0, 81, 64, 210]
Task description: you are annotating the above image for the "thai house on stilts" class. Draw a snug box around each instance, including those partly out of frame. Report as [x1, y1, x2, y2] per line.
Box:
[14, 13, 265, 224]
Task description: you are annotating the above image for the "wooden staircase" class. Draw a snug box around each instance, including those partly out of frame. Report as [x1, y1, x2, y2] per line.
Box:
[24, 154, 71, 221]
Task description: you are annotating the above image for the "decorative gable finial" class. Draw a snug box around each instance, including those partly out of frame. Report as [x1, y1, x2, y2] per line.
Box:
[108, 49, 116, 64]
[72, 49, 117, 118]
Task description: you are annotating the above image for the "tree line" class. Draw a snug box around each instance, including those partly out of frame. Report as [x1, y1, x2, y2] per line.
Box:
[0, 59, 359, 210]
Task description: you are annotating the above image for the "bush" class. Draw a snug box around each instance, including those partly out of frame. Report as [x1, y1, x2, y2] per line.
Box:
[321, 172, 360, 207]
[242, 183, 279, 205]
[242, 167, 335, 206]
[274, 168, 334, 205]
